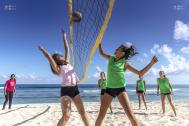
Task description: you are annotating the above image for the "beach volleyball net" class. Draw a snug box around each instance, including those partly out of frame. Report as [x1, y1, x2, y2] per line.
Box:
[68, 0, 115, 82]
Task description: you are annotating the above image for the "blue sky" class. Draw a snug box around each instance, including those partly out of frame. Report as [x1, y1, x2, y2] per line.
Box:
[0, 0, 189, 84]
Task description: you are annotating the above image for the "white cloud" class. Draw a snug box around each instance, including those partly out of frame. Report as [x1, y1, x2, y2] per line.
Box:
[92, 72, 100, 78]
[30, 75, 40, 80]
[91, 66, 104, 79]
[87, 76, 91, 79]
[150, 44, 189, 75]
[161, 44, 172, 53]
[19, 74, 43, 81]
[150, 68, 159, 76]
[174, 20, 189, 41]
[124, 42, 132, 47]
[54, 50, 63, 55]
[96, 66, 102, 72]
[0, 73, 59, 84]
[143, 53, 148, 58]
[150, 44, 160, 54]
[1, 75, 8, 79]
[151, 44, 172, 56]
[181, 45, 189, 53]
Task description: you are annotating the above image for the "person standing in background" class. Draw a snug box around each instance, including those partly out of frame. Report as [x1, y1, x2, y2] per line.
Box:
[157, 71, 176, 116]
[2, 74, 16, 110]
[98, 72, 113, 113]
[136, 75, 147, 110]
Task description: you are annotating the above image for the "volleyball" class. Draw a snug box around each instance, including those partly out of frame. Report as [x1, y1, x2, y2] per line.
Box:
[72, 11, 82, 22]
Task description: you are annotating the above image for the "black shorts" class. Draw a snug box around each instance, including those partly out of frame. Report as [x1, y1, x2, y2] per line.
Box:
[137, 91, 144, 93]
[101, 89, 106, 95]
[106, 87, 126, 98]
[60, 85, 80, 98]
[161, 92, 171, 95]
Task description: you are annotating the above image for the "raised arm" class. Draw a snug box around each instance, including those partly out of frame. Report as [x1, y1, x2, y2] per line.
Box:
[99, 43, 110, 60]
[61, 29, 70, 63]
[126, 56, 158, 76]
[139, 56, 158, 76]
[126, 63, 140, 75]
[38, 46, 60, 75]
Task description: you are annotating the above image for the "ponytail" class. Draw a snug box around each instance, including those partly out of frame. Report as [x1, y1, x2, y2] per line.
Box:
[119, 45, 138, 60]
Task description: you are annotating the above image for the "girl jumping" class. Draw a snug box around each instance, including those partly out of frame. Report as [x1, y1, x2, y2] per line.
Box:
[39, 29, 90, 126]
[95, 43, 158, 126]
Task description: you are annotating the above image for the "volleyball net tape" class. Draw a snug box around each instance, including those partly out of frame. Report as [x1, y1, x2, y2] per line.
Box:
[68, 0, 115, 82]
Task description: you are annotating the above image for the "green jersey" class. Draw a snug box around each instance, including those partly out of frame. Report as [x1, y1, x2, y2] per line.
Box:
[137, 80, 145, 91]
[107, 56, 127, 88]
[157, 77, 171, 94]
[98, 79, 106, 89]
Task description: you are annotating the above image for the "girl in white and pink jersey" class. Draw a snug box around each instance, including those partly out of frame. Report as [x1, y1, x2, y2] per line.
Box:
[39, 29, 90, 126]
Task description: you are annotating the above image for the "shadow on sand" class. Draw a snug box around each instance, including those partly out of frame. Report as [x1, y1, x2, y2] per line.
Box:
[0, 105, 29, 115]
[13, 106, 50, 126]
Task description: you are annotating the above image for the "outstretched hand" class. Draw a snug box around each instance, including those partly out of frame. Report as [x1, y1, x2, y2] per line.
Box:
[151, 56, 158, 64]
[38, 46, 44, 52]
[61, 29, 66, 39]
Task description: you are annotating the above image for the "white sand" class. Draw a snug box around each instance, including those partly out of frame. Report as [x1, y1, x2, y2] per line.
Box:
[0, 100, 189, 126]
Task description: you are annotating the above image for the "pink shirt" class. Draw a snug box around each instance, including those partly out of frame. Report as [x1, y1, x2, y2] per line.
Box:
[59, 64, 79, 87]
[5, 79, 16, 92]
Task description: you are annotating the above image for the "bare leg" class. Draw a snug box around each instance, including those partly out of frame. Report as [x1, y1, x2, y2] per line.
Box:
[57, 96, 71, 126]
[161, 94, 166, 115]
[95, 93, 113, 126]
[109, 103, 113, 113]
[167, 95, 177, 116]
[72, 94, 90, 126]
[101, 94, 113, 113]
[141, 93, 147, 110]
[100, 95, 103, 103]
[117, 92, 138, 126]
[137, 93, 141, 110]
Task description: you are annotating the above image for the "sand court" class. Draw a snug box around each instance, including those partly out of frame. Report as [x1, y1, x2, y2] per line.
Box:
[0, 100, 188, 126]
